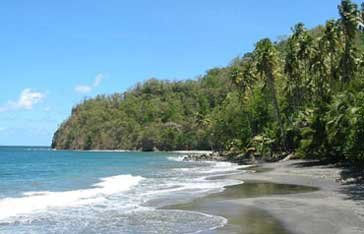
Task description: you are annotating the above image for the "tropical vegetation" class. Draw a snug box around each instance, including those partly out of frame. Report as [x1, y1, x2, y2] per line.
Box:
[52, 0, 364, 164]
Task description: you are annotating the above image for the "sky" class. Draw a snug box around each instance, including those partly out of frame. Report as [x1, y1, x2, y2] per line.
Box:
[0, 0, 360, 146]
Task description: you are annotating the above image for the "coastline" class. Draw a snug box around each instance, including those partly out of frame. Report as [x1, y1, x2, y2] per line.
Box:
[50, 149, 213, 154]
[165, 159, 364, 234]
[171, 150, 213, 155]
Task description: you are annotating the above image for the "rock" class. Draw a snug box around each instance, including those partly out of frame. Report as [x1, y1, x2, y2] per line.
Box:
[182, 152, 227, 162]
[281, 153, 295, 162]
[247, 147, 256, 153]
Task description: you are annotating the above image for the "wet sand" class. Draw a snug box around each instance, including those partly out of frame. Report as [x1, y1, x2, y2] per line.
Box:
[167, 181, 318, 233]
[165, 160, 364, 234]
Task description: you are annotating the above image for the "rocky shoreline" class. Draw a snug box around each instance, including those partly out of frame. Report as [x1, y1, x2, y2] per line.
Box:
[182, 152, 227, 162]
[181, 150, 291, 165]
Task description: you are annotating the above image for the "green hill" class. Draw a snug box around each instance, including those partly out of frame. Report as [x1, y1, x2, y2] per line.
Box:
[52, 0, 364, 163]
[52, 71, 238, 151]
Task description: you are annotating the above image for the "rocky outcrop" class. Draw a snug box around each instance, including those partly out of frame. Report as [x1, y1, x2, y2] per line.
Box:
[182, 151, 257, 165]
[181, 149, 290, 165]
[182, 152, 226, 162]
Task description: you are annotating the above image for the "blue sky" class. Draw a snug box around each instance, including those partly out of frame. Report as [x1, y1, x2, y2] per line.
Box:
[0, 0, 359, 146]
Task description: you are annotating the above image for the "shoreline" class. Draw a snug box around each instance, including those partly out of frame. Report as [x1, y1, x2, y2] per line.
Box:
[165, 159, 364, 234]
[50, 149, 213, 154]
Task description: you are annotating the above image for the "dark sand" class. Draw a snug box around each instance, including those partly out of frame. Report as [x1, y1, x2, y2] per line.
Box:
[165, 160, 364, 234]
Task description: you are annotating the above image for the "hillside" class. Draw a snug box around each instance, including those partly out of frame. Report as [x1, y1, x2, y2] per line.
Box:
[52, 70, 240, 151]
[53, 0, 364, 163]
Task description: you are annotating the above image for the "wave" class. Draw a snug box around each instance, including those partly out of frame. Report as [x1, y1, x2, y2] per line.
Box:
[173, 161, 250, 175]
[141, 178, 239, 198]
[140, 161, 246, 207]
[0, 174, 144, 221]
[25, 147, 52, 151]
[167, 155, 252, 174]
[167, 155, 186, 162]
[0, 154, 248, 233]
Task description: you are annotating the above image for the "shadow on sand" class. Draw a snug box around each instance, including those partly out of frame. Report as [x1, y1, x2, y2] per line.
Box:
[290, 160, 364, 202]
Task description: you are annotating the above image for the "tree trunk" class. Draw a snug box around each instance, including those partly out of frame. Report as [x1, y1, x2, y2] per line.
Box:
[267, 74, 286, 150]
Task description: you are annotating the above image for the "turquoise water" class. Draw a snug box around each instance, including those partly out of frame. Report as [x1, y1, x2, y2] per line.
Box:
[0, 147, 243, 234]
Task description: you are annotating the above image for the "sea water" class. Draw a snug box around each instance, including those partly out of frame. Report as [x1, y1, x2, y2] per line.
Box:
[0, 146, 244, 234]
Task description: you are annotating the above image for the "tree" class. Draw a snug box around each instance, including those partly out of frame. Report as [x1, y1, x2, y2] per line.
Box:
[310, 44, 330, 102]
[284, 23, 314, 110]
[254, 39, 286, 148]
[310, 20, 342, 101]
[51, 0, 364, 165]
[338, 0, 360, 82]
[321, 20, 343, 84]
[230, 57, 256, 97]
[230, 56, 258, 136]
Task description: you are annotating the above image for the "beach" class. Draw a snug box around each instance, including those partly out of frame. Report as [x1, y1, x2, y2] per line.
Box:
[166, 159, 364, 234]
[1, 147, 364, 233]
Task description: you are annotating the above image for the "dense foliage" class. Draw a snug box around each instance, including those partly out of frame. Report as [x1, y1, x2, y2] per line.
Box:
[53, 1, 364, 163]
[52, 73, 235, 151]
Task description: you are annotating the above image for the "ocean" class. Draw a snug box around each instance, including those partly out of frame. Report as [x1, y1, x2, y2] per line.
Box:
[0, 146, 244, 234]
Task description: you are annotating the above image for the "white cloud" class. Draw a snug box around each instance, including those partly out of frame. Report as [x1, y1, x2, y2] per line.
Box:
[0, 89, 45, 112]
[93, 73, 104, 87]
[16, 89, 45, 109]
[74, 85, 92, 94]
[75, 73, 105, 94]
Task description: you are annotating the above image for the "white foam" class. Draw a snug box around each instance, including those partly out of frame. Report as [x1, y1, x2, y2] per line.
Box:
[25, 147, 51, 151]
[0, 155, 251, 231]
[173, 161, 248, 175]
[167, 155, 186, 162]
[141, 161, 245, 198]
[0, 174, 144, 221]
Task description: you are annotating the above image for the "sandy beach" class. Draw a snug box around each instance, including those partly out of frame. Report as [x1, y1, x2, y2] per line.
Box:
[167, 160, 364, 234]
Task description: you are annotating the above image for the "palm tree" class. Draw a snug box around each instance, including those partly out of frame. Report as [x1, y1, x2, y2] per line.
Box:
[284, 23, 314, 110]
[339, 0, 360, 41]
[310, 45, 330, 102]
[230, 55, 257, 135]
[310, 20, 344, 101]
[294, 23, 314, 80]
[338, 0, 360, 82]
[254, 38, 286, 148]
[230, 56, 256, 97]
[321, 20, 343, 84]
